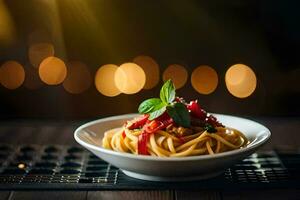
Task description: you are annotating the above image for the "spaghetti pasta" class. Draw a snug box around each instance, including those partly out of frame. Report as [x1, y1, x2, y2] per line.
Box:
[102, 80, 249, 157]
[102, 126, 249, 157]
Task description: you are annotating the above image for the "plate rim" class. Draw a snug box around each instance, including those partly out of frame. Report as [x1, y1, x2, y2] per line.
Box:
[74, 113, 271, 161]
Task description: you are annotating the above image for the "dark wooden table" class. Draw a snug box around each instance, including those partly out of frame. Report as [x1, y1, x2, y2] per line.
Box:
[0, 117, 299, 200]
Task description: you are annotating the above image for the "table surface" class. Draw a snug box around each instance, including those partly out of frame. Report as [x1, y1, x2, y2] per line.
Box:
[0, 117, 300, 200]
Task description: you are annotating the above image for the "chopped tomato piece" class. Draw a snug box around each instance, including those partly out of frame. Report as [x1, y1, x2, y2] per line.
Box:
[178, 136, 185, 144]
[121, 130, 126, 139]
[126, 114, 149, 130]
[186, 100, 206, 119]
[138, 130, 149, 155]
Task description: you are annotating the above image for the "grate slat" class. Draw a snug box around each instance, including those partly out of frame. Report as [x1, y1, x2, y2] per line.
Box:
[0, 144, 299, 190]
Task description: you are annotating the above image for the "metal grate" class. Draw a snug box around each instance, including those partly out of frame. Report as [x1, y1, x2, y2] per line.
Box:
[0, 144, 298, 190]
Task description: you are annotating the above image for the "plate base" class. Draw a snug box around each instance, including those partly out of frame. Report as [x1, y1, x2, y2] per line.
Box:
[122, 170, 223, 182]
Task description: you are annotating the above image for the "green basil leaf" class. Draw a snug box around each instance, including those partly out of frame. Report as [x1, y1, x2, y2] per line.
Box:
[167, 103, 190, 127]
[160, 79, 176, 104]
[149, 106, 166, 120]
[138, 98, 162, 114]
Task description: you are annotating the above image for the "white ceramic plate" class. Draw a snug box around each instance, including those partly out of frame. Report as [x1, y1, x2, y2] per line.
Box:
[74, 113, 271, 181]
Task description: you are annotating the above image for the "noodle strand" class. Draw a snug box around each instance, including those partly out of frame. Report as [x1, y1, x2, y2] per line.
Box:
[102, 126, 249, 157]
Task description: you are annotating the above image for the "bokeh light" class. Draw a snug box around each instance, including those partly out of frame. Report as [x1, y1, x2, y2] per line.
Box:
[28, 43, 55, 68]
[63, 61, 92, 94]
[39, 56, 67, 85]
[24, 65, 43, 90]
[163, 64, 188, 89]
[95, 64, 121, 97]
[225, 64, 257, 98]
[18, 163, 25, 169]
[115, 63, 146, 94]
[191, 65, 218, 94]
[133, 55, 159, 89]
[0, 61, 25, 89]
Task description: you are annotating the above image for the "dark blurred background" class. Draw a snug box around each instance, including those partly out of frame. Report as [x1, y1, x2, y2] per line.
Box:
[0, 0, 299, 119]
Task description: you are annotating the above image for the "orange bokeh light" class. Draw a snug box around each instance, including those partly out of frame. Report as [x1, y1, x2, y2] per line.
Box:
[0, 61, 25, 89]
[63, 61, 92, 94]
[225, 64, 257, 98]
[163, 64, 188, 89]
[191, 65, 218, 94]
[133, 55, 159, 89]
[39, 56, 67, 85]
[114, 62, 146, 94]
[95, 64, 121, 97]
[28, 42, 55, 68]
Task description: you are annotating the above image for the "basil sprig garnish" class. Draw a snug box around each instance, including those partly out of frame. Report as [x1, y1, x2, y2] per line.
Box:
[138, 80, 190, 127]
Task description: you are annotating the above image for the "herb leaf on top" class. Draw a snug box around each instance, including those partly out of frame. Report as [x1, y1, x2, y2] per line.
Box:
[138, 79, 191, 127]
[160, 79, 176, 104]
[138, 98, 162, 114]
[166, 102, 190, 127]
